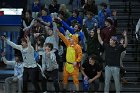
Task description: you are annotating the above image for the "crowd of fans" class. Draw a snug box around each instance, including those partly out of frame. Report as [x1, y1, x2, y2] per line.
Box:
[1, 0, 129, 93]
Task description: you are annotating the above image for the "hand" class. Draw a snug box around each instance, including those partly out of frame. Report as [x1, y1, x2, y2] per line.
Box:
[1, 36, 6, 41]
[34, 33, 40, 38]
[37, 18, 43, 22]
[25, 35, 30, 42]
[1, 52, 5, 57]
[84, 76, 88, 80]
[73, 62, 77, 67]
[13, 77, 18, 82]
[94, 23, 97, 27]
[123, 30, 127, 37]
[57, 17, 62, 21]
[88, 79, 93, 84]
[97, 28, 100, 34]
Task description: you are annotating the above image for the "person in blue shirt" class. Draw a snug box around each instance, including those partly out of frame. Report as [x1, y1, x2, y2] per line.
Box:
[67, 9, 83, 27]
[32, 0, 41, 18]
[1, 52, 23, 93]
[84, 11, 98, 32]
[98, 2, 111, 29]
[38, 8, 53, 27]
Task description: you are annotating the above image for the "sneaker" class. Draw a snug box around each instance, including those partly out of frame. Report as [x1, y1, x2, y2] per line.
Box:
[43, 91, 47, 93]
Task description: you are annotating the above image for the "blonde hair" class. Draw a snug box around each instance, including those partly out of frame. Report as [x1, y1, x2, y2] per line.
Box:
[59, 4, 67, 12]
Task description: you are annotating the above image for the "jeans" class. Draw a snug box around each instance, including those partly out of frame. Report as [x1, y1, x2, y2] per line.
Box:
[104, 66, 120, 93]
[5, 76, 23, 93]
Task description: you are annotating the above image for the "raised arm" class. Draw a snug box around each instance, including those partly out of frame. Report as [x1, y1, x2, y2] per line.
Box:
[122, 30, 128, 48]
[97, 28, 103, 45]
[1, 36, 22, 51]
[1, 52, 15, 65]
[57, 17, 75, 34]
[135, 18, 140, 34]
[57, 29, 70, 46]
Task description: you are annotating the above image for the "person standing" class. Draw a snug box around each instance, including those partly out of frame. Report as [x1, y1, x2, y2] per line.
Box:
[1, 35, 41, 93]
[1, 52, 23, 93]
[41, 43, 60, 93]
[57, 30, 82, 92]
[97, 29, 128, 93]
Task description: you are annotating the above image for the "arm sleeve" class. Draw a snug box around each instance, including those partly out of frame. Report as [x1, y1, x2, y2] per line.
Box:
[58, 31, 70, 46]
[75, 45, 83, 62]
[61, 20, 75, 34]
[2, 57, 15, 65]
[42, 54, 46, 71]
[6, 40, 22, 51]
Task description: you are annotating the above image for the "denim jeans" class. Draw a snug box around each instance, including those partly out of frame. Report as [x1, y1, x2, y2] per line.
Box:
[104, 66, 120, 93]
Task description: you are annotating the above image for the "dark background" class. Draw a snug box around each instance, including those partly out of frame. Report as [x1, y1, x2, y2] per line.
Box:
[0, 0, 27, 9]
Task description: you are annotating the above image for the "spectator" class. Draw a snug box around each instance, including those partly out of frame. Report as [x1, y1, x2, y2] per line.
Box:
[101, 18, 116, 44]
[1, 53, 23, 93]
[38, 8, 53, 27]
[84, 11, 98, 31]
[67, 9, 83, 27]
[69, 0, 81, 10]
[119, 37, 128, 84]
[32, 0, 41, 18]
[97, 29, 128, 93]
[81, 54, 102, 92]
[58, 17, 85, 52]
[35, 36, 45, 65]
[82, 0, 98, 15]
[49, 0, 60, 13]
[41, 43, 60, 92]
[59, 4, 71, 21]
[30, 19, 45, 46]
[111, 10, 118, 28]
[22, 10, 34, 34]
[82, 25, 101, 58]
[57, 30, 82, 92]
[44, 26, 59, 57]
[1, 35, 41, 93]
[98, 2, 111, 28]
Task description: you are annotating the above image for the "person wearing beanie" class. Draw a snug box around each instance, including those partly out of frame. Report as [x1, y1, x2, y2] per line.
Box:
[101, 17, 116, 44]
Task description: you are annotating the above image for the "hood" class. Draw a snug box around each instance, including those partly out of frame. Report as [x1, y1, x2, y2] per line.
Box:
[71, 34, 79, 44]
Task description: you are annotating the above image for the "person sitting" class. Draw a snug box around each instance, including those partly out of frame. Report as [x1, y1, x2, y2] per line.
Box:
[81, 54, 102, 92]
[1, 52, 23, 93]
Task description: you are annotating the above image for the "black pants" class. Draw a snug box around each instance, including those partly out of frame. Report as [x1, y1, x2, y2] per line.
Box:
[41, 69, 60, 92]
[23, 67, 41, 93]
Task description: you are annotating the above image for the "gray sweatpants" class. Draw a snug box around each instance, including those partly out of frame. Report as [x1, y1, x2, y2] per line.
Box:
[5, 76, 23, 93]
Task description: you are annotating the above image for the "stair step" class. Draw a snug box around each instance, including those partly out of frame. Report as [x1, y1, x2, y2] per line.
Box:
[123, 62, 140, 67]
[122, 87, 140, 92]
[122, 82, 140, 88]
[110, 1, 140, 6]
[125, 72, 140, 77]
[124, 77, 140, 82]
[125, 67, 140, 72]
